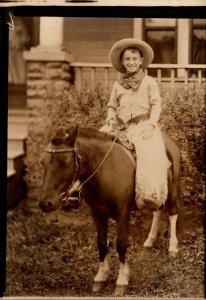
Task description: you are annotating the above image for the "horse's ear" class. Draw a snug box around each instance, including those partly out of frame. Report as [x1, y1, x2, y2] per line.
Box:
[65, 125, 79, 146]
[51, 127, 65, 145]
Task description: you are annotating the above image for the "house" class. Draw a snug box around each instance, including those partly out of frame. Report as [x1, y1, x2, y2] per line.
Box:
[7, 15, 206, 205]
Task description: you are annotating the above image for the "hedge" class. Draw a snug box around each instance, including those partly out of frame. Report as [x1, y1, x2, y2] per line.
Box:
[24, 80, 205, 205]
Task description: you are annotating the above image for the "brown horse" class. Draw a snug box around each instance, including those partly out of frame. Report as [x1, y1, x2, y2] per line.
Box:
[39, 125, 182, 296]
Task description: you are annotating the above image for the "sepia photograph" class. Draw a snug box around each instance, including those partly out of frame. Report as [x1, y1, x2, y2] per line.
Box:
[0, 1, 205, 299]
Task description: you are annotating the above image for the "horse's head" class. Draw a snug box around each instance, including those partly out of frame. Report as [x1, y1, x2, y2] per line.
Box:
[39, 126, 79, 212]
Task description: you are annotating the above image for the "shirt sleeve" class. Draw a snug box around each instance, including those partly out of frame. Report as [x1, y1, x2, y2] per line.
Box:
[148, 77, 161, 127]
[106, 81, 119, 123]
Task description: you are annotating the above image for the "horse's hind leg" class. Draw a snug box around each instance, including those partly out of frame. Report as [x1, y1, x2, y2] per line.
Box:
[92, 215, 110, 292]
[143, 210, 161, 248]
[167, 182, 181, 257]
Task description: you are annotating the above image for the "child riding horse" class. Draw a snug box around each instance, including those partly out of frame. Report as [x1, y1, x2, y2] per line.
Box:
[101, 38, 171, 210]
[39, 38, 182, 296]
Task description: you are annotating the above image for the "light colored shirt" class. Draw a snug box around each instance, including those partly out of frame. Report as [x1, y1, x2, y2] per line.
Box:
[107, 75, 161, 127]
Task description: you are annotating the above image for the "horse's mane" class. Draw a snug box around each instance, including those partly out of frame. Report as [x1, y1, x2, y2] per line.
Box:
[51, 125, 114, 146]
[79, 126, 114, 142]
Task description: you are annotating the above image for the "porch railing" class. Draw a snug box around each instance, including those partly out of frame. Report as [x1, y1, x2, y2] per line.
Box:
[70, 62, 206, 92]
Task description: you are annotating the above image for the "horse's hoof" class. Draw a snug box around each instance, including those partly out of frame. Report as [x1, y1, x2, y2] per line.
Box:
[92, 281, 105, 292]
[143, 243, 153, 249]
[114, 285, 127, 297]
[143, 239, 155, 249]
[169, 251, 178, 258]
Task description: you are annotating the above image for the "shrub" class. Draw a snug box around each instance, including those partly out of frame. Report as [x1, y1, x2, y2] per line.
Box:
[24, 80, 205, 205]
[24, 81, 109, 202]
[160, 82, 205, 203]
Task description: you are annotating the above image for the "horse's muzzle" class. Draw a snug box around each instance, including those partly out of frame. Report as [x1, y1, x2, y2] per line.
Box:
[60, 191, 81, 209]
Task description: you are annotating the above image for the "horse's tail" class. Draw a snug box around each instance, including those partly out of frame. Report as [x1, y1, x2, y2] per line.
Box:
[162, 130, 184, 238]
[167, 138, 184, 238]
[172, 148, 184, 238]
[176, 182, 184, 238]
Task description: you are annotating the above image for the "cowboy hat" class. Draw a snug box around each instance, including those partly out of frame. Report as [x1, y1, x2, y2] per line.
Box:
[109, 38, 154, 73]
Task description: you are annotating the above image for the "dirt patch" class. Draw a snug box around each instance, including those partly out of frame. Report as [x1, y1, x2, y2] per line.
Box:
[5, 199, 205, 298]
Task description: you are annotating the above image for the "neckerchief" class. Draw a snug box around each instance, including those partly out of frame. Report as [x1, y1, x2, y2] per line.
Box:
[118, 68, 145, 90]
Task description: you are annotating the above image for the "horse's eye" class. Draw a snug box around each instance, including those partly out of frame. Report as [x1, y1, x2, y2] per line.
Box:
[40, 157, 45, 166]
[58, 159, 69, 168]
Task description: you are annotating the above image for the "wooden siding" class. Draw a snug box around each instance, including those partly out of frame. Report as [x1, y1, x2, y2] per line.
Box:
[63, 18, 133, 63]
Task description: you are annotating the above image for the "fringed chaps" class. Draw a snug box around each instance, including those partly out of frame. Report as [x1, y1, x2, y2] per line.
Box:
[127, 121, 171, 209]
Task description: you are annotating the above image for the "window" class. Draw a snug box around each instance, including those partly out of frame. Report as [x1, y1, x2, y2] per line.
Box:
[144, 18, 177, 77]
[192, 19, 206, 64]
[144, 18, 177, 64]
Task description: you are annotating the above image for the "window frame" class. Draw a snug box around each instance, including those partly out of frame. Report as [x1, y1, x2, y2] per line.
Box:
[143, 18, 178, 64]
[191, 18, 206, 64]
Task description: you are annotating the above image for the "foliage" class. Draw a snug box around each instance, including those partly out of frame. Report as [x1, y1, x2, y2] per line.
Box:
[24, 80, 205, 204]
[24, 81, 109, 201]
[159, 82, 205, 203]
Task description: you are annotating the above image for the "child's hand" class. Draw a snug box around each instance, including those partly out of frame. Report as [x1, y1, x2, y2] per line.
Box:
[140, 123, 155, 140]
[108, 119, 117, 130]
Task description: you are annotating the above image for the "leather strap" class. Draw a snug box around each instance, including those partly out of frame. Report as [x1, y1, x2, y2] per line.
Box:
[127, 114, 149, 126]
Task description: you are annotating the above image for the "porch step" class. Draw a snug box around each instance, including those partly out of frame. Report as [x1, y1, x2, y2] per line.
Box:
[8, 131, 27, 153]
[7, 150, 25, 171]
[8, 108, 28, 120]
[7, 169, 16, 177]
[8, 109, 28, 136]
[8, 122, 28, 135]
[7, 167, 26, 207]
[7, 150, 27, 207]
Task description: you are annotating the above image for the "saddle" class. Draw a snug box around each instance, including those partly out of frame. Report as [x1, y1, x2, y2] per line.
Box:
[107, 113, 149, 152]
[111, 129, 135, 151]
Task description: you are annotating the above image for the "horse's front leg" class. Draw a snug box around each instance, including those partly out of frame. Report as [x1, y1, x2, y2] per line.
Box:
[115, 213, 130, 296]
[143, 210, 161, 248]
[168, 214, 178, 257]
[92, 215, 110, 292]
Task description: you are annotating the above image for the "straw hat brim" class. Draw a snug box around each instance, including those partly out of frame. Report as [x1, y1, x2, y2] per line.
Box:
[109, 38, 154, 73]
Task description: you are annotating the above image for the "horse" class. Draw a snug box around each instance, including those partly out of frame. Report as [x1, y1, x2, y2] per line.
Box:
[39, 125, 182, 296]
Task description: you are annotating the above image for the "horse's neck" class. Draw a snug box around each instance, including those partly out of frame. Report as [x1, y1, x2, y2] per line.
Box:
[77, 135, 109, 157]
[76, 134, 111, 175]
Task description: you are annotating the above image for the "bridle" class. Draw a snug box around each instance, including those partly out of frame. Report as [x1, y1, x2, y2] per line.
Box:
[46, 144, 80, 183]
[46, 143, 81, 208]
[46, 136, 117, 208]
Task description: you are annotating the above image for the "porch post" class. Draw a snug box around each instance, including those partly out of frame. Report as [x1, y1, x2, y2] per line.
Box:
[23, 16, 73, 123]
[133, 19, 143, 39]
[23, 17, 73, 205]
[177, 19, 190, 77]
[39, 17, 64, 49]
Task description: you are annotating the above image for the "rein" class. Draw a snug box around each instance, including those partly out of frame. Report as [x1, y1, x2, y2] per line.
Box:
[77, 136, 117, 190]
[46, 136, 117, 208]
